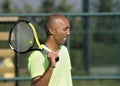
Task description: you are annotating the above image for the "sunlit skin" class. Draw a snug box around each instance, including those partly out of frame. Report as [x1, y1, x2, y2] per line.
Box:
[53, 19, 70, 44]
[45, 15, 70, 51]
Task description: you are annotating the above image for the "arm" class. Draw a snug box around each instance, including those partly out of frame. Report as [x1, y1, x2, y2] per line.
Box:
[31, 51, 58, 86]
[31, 66, 54, 86]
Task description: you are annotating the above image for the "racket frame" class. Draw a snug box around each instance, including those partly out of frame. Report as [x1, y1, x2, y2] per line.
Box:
[8, 20, 41, 53]
[8, 20, 59, 62]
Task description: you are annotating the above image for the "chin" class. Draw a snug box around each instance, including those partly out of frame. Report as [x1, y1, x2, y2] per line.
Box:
[58, 42, 64, 45]
[61, 41, 66, 45]
[58, 40, 66, 45]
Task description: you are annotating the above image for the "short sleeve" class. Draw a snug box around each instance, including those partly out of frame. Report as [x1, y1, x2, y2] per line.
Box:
[28, 51, 48, 78]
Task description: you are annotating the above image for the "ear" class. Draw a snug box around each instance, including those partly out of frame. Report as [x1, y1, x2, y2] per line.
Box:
[49, 27, 55, 35]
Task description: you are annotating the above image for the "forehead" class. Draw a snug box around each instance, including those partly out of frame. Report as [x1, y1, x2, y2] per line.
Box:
[55, 18, 70, 27]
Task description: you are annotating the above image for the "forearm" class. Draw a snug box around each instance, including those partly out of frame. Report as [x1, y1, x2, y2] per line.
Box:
[31, 50, 58, 86]
[32, 67, 54, 86]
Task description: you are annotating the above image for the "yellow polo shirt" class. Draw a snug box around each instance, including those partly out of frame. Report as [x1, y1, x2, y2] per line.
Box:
[28, 45, 73, 86]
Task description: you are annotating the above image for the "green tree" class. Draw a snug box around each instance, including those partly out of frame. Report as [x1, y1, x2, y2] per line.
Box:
[1, 0, 33, 13]
[90, 0, 118, 68]
[55, 0, 72, 12]
[98, 0, 113, 12]
[92, 0, 116, 44]
[1, 0, 11, 13]
[38, 0, 72, 13]
[40, 0, 55, 13]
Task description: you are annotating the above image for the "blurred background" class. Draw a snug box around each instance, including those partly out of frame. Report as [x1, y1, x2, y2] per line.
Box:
[0, 0, 120, 86]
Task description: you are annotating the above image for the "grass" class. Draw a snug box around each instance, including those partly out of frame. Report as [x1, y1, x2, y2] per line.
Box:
[1, 79, 120, 86]
[73, 80, 120, 86]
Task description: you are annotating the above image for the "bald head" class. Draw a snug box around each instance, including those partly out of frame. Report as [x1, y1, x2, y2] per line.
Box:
[45, 14, 69, 35]
[47, 14, 69, 28]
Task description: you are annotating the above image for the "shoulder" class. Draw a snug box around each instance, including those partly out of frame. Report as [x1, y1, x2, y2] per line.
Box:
[28, 51, 44, 61]
[59, 45, 69, 56]
[59, 45, 69, 54]
[59, 45, 68, 50]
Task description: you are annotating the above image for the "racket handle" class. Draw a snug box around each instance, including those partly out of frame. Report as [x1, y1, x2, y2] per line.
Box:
[55, 57, 59, 62]
[43, 49, 59, 62]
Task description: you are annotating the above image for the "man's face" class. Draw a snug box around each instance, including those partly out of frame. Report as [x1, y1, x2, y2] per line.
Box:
[53, 19, 70, 44]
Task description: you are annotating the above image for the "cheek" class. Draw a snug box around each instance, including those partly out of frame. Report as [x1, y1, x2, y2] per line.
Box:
[56, 32, 65, 38]
[55, 30, 63, 36]
[54, 30, 66, 39]
[54, 33, 66, 44]
[55, 33, 62, 40]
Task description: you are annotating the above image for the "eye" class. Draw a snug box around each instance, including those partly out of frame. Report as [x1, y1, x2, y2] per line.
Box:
[63, 27, 69, 31]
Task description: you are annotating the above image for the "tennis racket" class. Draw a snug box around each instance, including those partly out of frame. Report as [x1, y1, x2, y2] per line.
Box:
[8, 20, 59, 62]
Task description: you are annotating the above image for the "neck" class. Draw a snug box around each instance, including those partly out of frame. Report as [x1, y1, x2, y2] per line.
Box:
[45, 36, 59, 51]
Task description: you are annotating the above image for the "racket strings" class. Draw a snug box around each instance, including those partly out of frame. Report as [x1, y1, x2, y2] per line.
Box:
[10, 22, 34, 52]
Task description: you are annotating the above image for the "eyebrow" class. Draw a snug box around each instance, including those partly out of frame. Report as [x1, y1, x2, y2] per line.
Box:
[63, 26, 70, 30]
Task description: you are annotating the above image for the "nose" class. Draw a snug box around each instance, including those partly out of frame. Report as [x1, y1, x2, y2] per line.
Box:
[66, 29, 70, 36]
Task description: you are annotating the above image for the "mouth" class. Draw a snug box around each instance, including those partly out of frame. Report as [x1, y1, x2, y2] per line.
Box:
[63, 37, 67, 41]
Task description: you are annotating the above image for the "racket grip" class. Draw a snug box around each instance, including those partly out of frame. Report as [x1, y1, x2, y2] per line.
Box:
[43, 49, 59, 62]
[55, 57, 59, 62]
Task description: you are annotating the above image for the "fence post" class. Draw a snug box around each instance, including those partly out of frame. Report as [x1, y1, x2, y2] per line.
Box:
[82, 0, 90, 74]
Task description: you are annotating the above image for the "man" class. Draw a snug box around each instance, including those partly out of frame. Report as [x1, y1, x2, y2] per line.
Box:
[28, 14, 73, 86]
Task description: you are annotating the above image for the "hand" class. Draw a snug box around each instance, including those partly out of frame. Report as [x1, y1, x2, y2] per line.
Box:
[47, 50, 59, 67]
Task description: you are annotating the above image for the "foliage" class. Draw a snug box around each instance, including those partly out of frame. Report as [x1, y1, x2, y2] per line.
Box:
[55, 0, 73, 12]
[38, 0, 73, 13]
[1, 0, 11, 13]
[98, 0, 113, 12]
[91, 0, 117, 44]
[40, 0, 55, 13]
